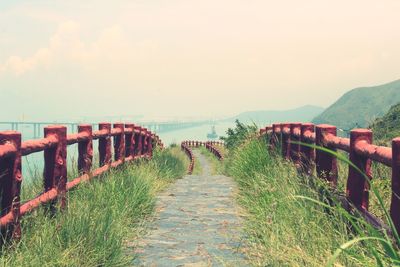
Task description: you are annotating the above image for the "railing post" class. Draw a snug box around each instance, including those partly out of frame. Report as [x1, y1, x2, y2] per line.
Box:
[78, 124, 93, 175]
[347, 129, 373, 210]
[300, 123, 315, 175]
[44, 125, 67, 210]
[290, 123, 302, 165]
[99, 123, 111, 167]
[270, 124, 280, 152]
[315, 125, 338, 186]
[0, 131, 22, 241]
[134, 126, 142, 157]
[142, 128, 148, 156]
[391, 138, 400, 235]
[281, 123, 291, 159]
[147, 131, 153, 158]
[125, 123, 135, 159]
[113, 123, 125, 162]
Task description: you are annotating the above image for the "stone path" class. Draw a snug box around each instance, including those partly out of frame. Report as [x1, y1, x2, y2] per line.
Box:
[133, 150, 248, 267]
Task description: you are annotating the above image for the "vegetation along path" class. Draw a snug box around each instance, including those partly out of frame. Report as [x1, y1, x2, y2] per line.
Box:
[134, 149, 247, 266]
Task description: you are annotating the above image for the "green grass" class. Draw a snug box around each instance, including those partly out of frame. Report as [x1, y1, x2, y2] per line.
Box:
[225, 138, 397, 266]
[0, 147, 186, 266]
[197, 146, 224, 175]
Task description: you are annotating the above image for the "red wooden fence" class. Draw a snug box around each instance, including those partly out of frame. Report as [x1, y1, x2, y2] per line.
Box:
[181, 141, 195, 174]
[0, 123, 163, 242]
[180, 141, 225, 174]
[260, 123, 400, 234]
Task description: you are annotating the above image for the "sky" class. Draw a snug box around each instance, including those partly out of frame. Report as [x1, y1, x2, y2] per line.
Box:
[0, 0, 399, 121]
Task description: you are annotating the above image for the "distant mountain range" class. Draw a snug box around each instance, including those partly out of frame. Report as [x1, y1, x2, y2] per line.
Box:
[225, 105, 324, 125]
[313, 79, 400, 130]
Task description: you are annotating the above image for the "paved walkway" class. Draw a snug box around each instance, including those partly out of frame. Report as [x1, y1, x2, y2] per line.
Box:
[133, 150, 248, 266]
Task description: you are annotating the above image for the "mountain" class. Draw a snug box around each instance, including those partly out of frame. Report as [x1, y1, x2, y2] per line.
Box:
[226, 105, 325, 125]
[370, 103, 400, 144]
[313, 79, 400, 130]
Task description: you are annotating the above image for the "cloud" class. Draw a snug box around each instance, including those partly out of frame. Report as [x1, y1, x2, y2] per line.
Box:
[0, 20, 133, 75]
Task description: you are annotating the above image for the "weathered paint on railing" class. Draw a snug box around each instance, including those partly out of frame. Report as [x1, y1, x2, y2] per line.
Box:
[0, 122, 163, 243]
[262, 122, 400, 234]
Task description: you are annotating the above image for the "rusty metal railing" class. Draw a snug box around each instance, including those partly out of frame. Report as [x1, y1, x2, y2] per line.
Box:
[0, 123, 163, 242]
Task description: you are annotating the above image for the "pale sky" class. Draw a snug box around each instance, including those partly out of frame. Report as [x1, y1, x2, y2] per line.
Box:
[0, 0, 399, 121]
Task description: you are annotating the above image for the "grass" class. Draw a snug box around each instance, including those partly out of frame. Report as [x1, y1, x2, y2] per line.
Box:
[0, 146, 186, 266]
[335, 153, 392, 224]
[197, 146, 224, 175]
[225, 137, 397, 266]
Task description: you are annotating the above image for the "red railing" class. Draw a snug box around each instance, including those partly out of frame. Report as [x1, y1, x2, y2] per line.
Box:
[204, 141, 224, 160]
[0, 123, 163, 241]
[183, 141, 225, 161]
[181, 141, 195, 174]
[260, 123, 400, 234]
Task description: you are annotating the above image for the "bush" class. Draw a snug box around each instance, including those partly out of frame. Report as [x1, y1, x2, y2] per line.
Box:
[220, 119, 258, 150]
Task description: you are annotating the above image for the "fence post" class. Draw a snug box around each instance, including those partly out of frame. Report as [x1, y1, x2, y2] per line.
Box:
[347, 129, 373, 210]
[0, 131, 22, 241]
[147, 131, 153, 158]
[99, 123, 111, 167]
[134, 126, 142, 157]
[315, 125, 338, 186]
[44, 125, 67, 210]
[290, 123, 302, 165]
[142, 128, 148, 156]
[113, 123, 125, 162]
[391, 138, 400, 235]
[281, 123, 291, 159]
[270, 124, 280, 152]
[125, 123, 135, 159]
[78, 124, 93, 175]
[300, 123, 315, 175]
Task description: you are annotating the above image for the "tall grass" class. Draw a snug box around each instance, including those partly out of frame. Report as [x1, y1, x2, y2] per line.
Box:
[197, 146, 224, 175]
[0, 147, 186, 266]
[225, 138, 397, 266]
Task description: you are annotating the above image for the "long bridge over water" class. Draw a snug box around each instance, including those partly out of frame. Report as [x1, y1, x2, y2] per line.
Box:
[0, 120, 212, 138]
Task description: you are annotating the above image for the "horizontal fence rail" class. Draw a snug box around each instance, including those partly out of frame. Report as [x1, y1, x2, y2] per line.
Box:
[184, 141, 225, 161]
[260, 123, 400, 234]
[0, 123, 163, 242]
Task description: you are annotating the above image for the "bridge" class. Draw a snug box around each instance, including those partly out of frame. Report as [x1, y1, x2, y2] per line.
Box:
[0, 120, 212, 138]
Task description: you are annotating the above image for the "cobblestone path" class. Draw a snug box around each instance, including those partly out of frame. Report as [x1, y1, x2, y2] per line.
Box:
[133, 150, 248, 267]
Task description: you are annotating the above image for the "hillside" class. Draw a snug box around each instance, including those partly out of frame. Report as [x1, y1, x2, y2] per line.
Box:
[226, 105, 324, 125]
[312, 79, 400, 130]
[370, 103, 400, 143]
